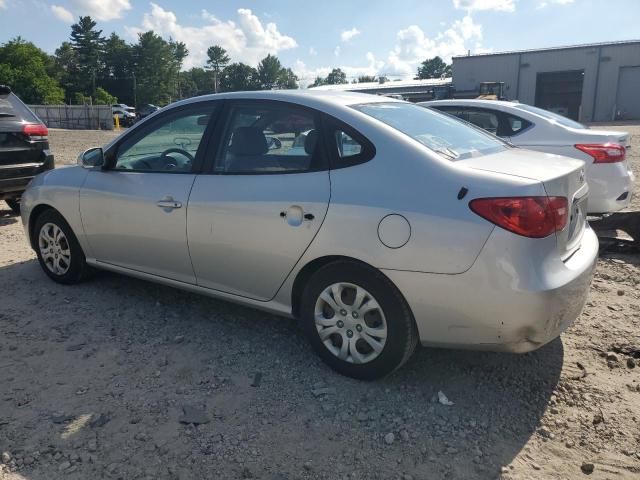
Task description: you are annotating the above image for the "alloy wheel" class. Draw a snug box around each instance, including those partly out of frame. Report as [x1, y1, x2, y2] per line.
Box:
[38, 222, 71, 275]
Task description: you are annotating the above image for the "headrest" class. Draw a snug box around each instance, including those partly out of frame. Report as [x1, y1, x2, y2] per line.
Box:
[304, 129, 318, 155]
[229, 127, 268, 156]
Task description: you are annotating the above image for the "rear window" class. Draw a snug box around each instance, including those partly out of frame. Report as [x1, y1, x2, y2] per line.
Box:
[353, 102, 507, 160]
[512, 103, 586, 130]
[0, 93, 39, 122]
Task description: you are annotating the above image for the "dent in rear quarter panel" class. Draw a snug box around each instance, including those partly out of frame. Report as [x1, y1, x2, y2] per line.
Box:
[22, 166, 90, 255]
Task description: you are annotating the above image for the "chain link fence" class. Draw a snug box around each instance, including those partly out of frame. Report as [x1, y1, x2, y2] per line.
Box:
[28, 105, 114, 130]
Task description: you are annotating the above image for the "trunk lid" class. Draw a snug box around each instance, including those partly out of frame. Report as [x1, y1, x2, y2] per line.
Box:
[459, 148, 588, 258]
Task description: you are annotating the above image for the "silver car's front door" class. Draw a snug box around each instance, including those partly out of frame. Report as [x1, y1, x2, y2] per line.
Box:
[80, 171, 197, 283]
[187, 100, 330, 301]
[80, 103, 217, 283]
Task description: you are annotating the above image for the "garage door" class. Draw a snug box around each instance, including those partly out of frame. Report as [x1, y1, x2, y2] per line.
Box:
[535, 70, 584, 121]
[616, 66, 640, 120]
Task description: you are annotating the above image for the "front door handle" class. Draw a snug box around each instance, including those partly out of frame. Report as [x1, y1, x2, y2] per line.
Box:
[156, 198, 182, 209]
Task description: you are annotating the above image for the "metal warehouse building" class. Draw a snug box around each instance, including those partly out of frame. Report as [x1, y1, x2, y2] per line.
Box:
[310, 77, 453, 102]
[452, 40, 640, 122]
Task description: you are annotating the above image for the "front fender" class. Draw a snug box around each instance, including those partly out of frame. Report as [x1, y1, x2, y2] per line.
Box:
[21, 166, 90, 254]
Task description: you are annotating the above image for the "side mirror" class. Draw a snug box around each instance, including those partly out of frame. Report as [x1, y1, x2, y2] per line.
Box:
[79, 147, 104, 168]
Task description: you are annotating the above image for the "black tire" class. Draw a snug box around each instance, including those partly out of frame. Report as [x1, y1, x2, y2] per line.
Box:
[300, 261, 418, 380]
[33, 209, 91, 284]
[6, 198, 20, 214]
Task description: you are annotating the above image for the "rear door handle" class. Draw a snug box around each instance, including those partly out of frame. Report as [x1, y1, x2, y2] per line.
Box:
[156, 199, 182, 209]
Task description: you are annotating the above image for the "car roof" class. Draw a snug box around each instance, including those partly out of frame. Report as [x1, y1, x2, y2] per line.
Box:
[171, 89, 403, 111]
[421, 99, 521, 109]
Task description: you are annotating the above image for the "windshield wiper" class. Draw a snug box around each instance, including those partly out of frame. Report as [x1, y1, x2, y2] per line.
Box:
[432, 147, 459, 160]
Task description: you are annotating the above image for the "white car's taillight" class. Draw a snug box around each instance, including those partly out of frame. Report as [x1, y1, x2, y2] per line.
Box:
[575, 143, 625, 164]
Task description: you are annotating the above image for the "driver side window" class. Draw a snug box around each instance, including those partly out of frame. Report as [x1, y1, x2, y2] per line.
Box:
[114, 106, 214, 173]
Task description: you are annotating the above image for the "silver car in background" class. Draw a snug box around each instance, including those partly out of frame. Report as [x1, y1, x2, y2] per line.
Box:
[20, 91, 597, 379]
[423, 99, 635, 215]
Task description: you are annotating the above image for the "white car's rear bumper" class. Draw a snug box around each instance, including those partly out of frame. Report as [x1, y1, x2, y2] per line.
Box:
[383, 226, 598, 353]
[585, 162, 634, 214]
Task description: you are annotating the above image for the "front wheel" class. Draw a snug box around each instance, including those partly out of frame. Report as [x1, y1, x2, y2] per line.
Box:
[300, 261, 418, 380]
[34, 209, 91, 284]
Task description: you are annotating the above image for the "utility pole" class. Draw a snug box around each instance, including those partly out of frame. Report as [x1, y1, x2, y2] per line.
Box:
[132, 73, 137, 108]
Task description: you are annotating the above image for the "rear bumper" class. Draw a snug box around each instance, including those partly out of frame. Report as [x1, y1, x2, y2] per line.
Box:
[0, 152, 54, 199]
[586, 163, 634, 214]
[383, 226, 598, 353]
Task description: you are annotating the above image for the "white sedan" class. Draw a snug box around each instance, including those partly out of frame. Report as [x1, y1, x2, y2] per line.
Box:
[423, 99, 634, 215]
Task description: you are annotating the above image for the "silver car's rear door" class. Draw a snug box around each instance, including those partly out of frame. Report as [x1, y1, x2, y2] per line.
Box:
[187, 100, 330, 301]
[80, 102, 218, 284]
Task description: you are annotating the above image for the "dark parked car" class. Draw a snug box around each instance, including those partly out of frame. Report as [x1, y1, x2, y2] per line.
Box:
[136, 103, 160, 121]
[0, 86, 54, 213]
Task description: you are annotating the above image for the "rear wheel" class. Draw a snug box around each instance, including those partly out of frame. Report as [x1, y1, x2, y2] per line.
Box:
[34, 209, 91, 284]
[6, 198, 20, 214]
[300, 261, 418, 380]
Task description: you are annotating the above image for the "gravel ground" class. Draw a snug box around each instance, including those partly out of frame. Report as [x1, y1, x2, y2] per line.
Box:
[0, 126, 639, 480]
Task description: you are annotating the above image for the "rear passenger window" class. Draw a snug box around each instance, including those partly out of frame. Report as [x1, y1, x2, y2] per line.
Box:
[326, 120, 375, 169]
[505, 114, 531, 135]
[217, 102, 323, 174]
[466, 110, 499, 135]
[335, 131, 363, 159]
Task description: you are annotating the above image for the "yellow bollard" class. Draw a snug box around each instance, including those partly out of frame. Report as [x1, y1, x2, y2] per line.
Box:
[114, 115, 120, 130]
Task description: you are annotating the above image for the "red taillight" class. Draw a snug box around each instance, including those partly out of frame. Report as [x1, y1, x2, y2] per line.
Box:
[575, 143, 625, 163]
[22, 123, 48, 139]
[469, 196, 568, 238]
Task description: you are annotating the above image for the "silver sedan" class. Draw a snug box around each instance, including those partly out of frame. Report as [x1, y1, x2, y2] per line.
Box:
[21, 91, 598, 379]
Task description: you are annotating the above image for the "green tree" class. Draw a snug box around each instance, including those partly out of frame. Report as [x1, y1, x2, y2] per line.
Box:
[132, 31, 185, 105]
[357, 75, 376, 83]
[205, 45, 230, 93]
[70, 16, 105, 95]
[326, 68, 347, 85]
[94, 87, 117, 105]
[219, 63, 259, 92]
[257, 54, 283, 90]
[0, 38, 65, 104]
[53, 41, 79, 100]
[277, 68, 298, 89]
[416, 56, 451, 79]
[179, 67, 212, 97]
[309, 75, 326, 88]
[102, 33, 133, 79]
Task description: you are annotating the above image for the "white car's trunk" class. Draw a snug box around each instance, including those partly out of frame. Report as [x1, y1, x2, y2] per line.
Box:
[459, 149, 589, 258]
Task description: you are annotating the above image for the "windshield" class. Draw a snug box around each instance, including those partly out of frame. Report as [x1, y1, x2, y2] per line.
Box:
[353, 102, 507, 160]
[513, 103, 586, 129]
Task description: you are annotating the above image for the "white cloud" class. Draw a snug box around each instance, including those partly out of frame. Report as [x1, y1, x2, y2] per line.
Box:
[334, 46, 341, 57]
[295, 51, 383, 87]
[383, 15, 483, 76]
[308, 47, 317, 56]
[537, 0, 574, 8]
[340, 27, 361, 42]
[297, 14, 485, 84]
[0, 0, 6, 10]
[453, 0, 515, 12]
[51, 5, 74, 23]
[69, 0, 132, 21]
[126, 3, 297, 69]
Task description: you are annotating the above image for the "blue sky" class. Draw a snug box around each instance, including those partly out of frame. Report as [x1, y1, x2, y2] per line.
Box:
[1, 0, 639, 85]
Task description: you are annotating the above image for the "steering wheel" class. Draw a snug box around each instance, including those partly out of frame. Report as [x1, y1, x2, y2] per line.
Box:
[160, 148, 194, 162]
[158, 148, 195, 170]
